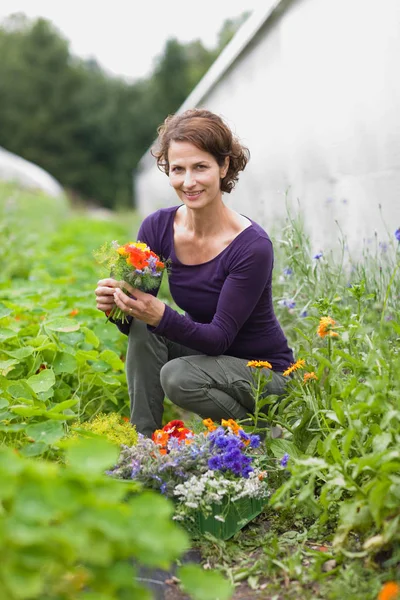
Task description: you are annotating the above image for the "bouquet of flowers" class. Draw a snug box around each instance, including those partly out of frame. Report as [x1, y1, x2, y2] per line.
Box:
[94, 240, 166, 322]
[107, 418, 270, 535]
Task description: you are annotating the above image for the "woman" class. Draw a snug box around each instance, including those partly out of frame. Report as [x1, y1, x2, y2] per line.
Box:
[95, 108, 294, 437]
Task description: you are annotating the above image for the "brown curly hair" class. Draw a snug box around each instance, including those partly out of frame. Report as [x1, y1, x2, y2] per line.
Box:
[151, 108, 250, 193]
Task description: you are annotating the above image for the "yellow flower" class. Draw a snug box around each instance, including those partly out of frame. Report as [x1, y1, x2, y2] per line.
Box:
[317, 316, 339, 338]
[117, 246, 128, 255]
[247, 360, 272, 369]
[378, 582, 400, 600]
[283, 359, 306, 376]
[130, 242, 149, 251]
[303, 371, 318, 383]
[202, 418, 217, 432]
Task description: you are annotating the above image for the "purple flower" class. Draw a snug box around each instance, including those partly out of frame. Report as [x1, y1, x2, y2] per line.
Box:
[379, 242, 388, 253]
[283, 267, 293, 276]
[395, 228, 400, 242]
[131, 460, 141, 478]
[313, 252, 323, 260]
[249, 435, 261, 448]
[208, 455, 223, 470]
[280, 453, 290, 468]
[300, 310, 308, 318]
[160, 482, 167, 495]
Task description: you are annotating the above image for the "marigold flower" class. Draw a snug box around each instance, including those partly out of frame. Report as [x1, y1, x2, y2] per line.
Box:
[317, 316, 339, 338]
[283, 359, 306, 376]
[221, 418, 240, 435]
[378, 581, 400, 600]
[303, 371, 318, 383]
[202, 418, 217, 432]
[247, 360, 273, 369]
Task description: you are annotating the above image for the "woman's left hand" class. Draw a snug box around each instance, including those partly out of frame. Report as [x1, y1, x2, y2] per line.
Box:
[113, 281, 165, 327]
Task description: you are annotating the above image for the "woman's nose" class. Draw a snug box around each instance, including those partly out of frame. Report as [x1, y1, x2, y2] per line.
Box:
[183, 170, 196, 187]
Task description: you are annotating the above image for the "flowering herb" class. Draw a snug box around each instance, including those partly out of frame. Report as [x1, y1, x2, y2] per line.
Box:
[317, 316, 339, 338]
[395, 228, 400, 243]
[313, 252, 323, 259]
[107, 419, 269, 522]
[283, 359, 306, 377]
[280, 453, 290, 468]
[94, 240, 167, 322]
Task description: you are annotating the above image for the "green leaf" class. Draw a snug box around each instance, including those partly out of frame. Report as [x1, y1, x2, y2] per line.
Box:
[45, 318, 80, 332]
[0, 328, 17, 342]
[82, 326, 100, 348]
[25, 421, 64, 445]
[48, 398, 78, 413]
[0, 303, 12, 319]
[20, 441, 48, 457]
[372, 432, 392, 453]
[11, 406, 45, 417]
[0, 359, 18, 375]
[7, 382, 33, 400]
[269, 439, 303, 459]
[27, 369, 55, 393]
[66, 437, 119, 474]
[4, 346, 35, 360]
[178, 564, 234, 600]
[99, 349, 124, 371]
[53, 352, 77, 374]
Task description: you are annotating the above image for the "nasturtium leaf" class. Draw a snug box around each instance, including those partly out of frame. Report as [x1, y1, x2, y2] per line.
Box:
[45, 318, 80, 333]
[0, 398, 9, 409]
[0, 303, 12, 319]
[99, 349, 124, 371]
[66, 437, 119, 474]
[178, 564, 234, 600]
[0, 359, 18, 376]
[53, 352, 77, 374]
[0, 328, 17, 342]
[20, 441, 48, 457]
[4, 347, 35, 360]
[27, 369, 55, 393]
[25, 421, 64, 445]
[7, 382, 33, 400]
[82, 326, 100, 348]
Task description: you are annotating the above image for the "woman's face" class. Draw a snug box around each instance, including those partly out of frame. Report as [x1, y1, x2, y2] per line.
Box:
[168, 141, 229, 210]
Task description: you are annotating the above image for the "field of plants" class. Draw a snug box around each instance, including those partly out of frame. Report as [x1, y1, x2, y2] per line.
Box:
[0, 181, 399, 600]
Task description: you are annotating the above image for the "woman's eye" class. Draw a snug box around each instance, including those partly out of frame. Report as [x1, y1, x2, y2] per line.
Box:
[196, 165, 206, 170]
[171, 167, 182, 173]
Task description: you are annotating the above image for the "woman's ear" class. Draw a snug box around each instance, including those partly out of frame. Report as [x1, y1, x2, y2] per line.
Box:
[220, 156, 230, 179]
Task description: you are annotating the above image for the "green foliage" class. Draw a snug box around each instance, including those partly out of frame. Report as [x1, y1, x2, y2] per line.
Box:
[71, 412, 138, 447]
[0, 439, 189, 599]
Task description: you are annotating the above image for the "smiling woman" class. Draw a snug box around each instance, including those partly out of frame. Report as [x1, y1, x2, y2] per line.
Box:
[95, 108, 294, 437]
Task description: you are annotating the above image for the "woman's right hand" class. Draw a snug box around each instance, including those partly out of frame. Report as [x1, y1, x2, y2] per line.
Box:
[95, 278, 119, 314]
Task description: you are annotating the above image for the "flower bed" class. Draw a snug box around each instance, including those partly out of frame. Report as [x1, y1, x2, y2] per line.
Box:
[107, 418, 270, 539]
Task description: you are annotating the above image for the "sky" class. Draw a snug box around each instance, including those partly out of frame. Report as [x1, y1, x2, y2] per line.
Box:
[0, 0, 266, 81]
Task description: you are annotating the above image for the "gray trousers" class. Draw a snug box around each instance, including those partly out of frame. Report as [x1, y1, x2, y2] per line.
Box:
[126, 319, 288, 437]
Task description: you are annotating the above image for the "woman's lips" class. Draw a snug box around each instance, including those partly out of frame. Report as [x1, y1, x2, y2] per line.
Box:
[183, 190, 203, 199]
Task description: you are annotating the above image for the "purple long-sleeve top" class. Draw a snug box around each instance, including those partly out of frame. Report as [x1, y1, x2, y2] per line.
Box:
[117, 205, 294, 371]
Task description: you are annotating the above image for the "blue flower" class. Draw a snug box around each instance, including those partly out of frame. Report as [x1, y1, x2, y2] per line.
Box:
[395, 228, 400, 242]
[283, 267, 293, 276]
[249, 434, 261, 448]
[280, 453, 290, 468]
[160, 482, 168, 495]
[300, 310, 308, 318]
[313, 252, 323, 260]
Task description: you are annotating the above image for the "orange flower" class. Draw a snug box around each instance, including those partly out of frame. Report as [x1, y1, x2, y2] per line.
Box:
[158, 448, 168, 455]
[317, 316, 339, 338]
[258, 471, 267, 481]
[202, 418, 217, 432]
[247, 360, 272, 369]
[221, 419, 241, 435]
[378, 582, 400, 600]
[152, 429, 169, 446]
[69, 309, 79, 317]
[303, 372, 318, 383]
[283, 359, 306, 377]
[122, 416, 130, 422]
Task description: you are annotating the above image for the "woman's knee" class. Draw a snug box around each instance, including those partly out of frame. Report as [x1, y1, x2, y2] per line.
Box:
[160, 358, 193, 405]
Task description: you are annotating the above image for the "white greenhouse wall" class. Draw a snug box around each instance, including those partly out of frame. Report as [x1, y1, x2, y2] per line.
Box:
[135, 0, 400, 253]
